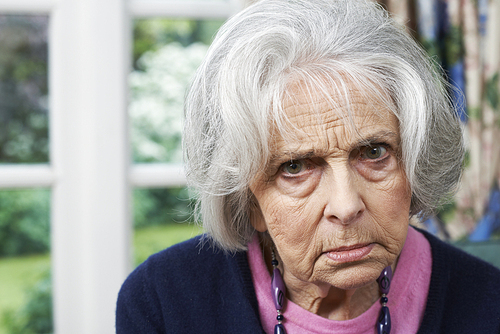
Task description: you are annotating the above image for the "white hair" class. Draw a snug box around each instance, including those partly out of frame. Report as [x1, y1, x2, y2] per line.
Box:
[184, 0, 465, 251]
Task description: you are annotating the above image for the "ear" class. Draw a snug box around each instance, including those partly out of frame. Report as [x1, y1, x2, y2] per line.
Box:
[249, 194, 268, 232]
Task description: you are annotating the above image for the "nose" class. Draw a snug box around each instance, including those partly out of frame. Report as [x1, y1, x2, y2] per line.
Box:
[323, 166, 365, 225]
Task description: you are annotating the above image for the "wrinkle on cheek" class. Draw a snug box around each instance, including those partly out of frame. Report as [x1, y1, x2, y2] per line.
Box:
[267, 199, 319, 272]
[363, 170, 410, 202]
[372, 180, 403, 198]
[369, 212, 409, 257]
[268, 199, 311, 238]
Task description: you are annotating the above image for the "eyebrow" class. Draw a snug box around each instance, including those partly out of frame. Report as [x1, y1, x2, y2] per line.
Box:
[270, 150, 316, 163]
[270, 130, 400, 162]
[353, 130, 399, 148]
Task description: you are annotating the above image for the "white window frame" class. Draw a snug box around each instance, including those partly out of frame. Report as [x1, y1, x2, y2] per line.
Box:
[0, 0, 243, 332]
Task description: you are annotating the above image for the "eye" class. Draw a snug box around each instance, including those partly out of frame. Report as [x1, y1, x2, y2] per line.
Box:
[362, 146, 387, 160]
[283, 160, 305, 174]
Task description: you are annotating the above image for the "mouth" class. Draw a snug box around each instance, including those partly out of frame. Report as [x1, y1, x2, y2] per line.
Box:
[325, 243, 374, 263]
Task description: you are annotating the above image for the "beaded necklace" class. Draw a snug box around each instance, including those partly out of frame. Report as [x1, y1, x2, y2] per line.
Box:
[271, 250, 393, 334]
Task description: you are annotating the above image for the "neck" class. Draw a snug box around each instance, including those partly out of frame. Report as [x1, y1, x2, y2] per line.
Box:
[285, 275, 380, 320]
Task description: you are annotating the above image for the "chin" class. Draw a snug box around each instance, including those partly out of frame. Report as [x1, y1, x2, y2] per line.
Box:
[324, 260, 387, 290]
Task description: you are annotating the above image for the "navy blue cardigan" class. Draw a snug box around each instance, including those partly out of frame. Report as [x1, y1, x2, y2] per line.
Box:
[116, 229, 500, 333]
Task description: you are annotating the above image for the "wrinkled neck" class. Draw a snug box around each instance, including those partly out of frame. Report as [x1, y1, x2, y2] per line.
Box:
[285, 276, 380, 320]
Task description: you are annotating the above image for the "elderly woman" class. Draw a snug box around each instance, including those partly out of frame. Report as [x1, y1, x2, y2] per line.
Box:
[116, 0, 500, 333]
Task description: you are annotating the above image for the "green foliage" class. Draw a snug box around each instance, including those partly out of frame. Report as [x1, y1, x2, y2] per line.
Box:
[0, 15, 49, 163]
[0, 224, 200, 334]
[444, 25, 463, 66]
[134, 187, 194, 228]
[0, 189, 50, 257]
[2, 270, 52, 334]
[133, 19, 224, 70]
[0, 253, 50, 330]
[486, 72, 499, 111]
[130, 19, 223, 163]
[129, 42, 209, 163]
[463, 150, 471, 169]
[437, 201, 457, 225]
[420, 39, 441, 63]
[468, 107, 482, 120]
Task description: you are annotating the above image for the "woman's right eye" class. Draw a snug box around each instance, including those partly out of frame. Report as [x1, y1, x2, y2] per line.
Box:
[360, 145, 388, 160]
[282, 160, 305, 175]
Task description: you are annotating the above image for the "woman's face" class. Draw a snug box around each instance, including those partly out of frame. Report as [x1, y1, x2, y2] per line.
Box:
[250, 83, 411, 294]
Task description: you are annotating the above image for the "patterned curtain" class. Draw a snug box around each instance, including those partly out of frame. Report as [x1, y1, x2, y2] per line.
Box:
[380, 0, 500, 242]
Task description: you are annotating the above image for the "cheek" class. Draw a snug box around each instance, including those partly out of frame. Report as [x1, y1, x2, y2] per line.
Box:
[253, 168, 323, 235]
[256, 192, 322, 260]
[386, 176, 411, 218]
[263, 201, 322, 279]
[261, 195, 317, 238]
[366, 173, 411, 251]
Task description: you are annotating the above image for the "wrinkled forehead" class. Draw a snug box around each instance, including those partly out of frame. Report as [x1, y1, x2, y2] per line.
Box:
[275, 76, 399, 143]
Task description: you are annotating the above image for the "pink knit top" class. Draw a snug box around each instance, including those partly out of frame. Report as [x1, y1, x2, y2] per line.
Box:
[247, 227, 432, 334]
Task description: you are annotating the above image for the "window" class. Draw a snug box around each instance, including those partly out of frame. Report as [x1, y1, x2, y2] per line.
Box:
[0, 0, 246, 332]
[130, 18, 223, 263]
[0, 14, 52, 334]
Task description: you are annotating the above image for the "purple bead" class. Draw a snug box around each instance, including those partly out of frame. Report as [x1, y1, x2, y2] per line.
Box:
[377, 306, 391, 334]
[271, 268, 286, 310]
[380, 296, 388, 304]
[377, 266, 392, 295]
[274, 323, 286, 334]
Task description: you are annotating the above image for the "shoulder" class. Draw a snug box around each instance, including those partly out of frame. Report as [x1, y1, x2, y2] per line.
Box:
[417, 228, 500, 333]
[422, 228, 500, 283]
[136, 234, 232, 279]
[116, 235, 263, 334]
[125, 235, 251, 297]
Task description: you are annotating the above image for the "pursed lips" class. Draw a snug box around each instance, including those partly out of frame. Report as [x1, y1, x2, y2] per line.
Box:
[328, 243, 372, 252]
[325, 243, 375, 262]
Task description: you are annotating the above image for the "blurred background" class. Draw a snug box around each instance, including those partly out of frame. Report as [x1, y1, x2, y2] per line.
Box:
[0, 0, 498, 333]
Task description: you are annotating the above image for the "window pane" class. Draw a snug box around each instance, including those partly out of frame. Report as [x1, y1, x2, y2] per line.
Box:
[0, 15, 49, 164]
[133, 187, 201, 265]
[0, 189, 52, 334]
[130, 19, 224, 163]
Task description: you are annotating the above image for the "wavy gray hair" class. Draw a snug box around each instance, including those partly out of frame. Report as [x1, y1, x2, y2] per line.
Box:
[184, 0, 464, 251]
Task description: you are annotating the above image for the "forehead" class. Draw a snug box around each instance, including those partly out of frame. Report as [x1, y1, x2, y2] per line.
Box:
[273, 81, 399, 154]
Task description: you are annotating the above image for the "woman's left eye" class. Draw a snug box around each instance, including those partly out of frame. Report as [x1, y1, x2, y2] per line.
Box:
[361, 146, 387, 160]
[282, 160, 305, 175]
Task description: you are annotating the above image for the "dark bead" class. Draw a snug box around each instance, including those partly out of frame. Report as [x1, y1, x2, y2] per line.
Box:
[277, 314, 284, 321]
[380, 296, 388, 304]
[274, 323, 286, 334]
[272, 268, 286, 310]
[377, 266, 393, 295]
[377, 306, 391, 334]
[271, 259, 279, 266]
